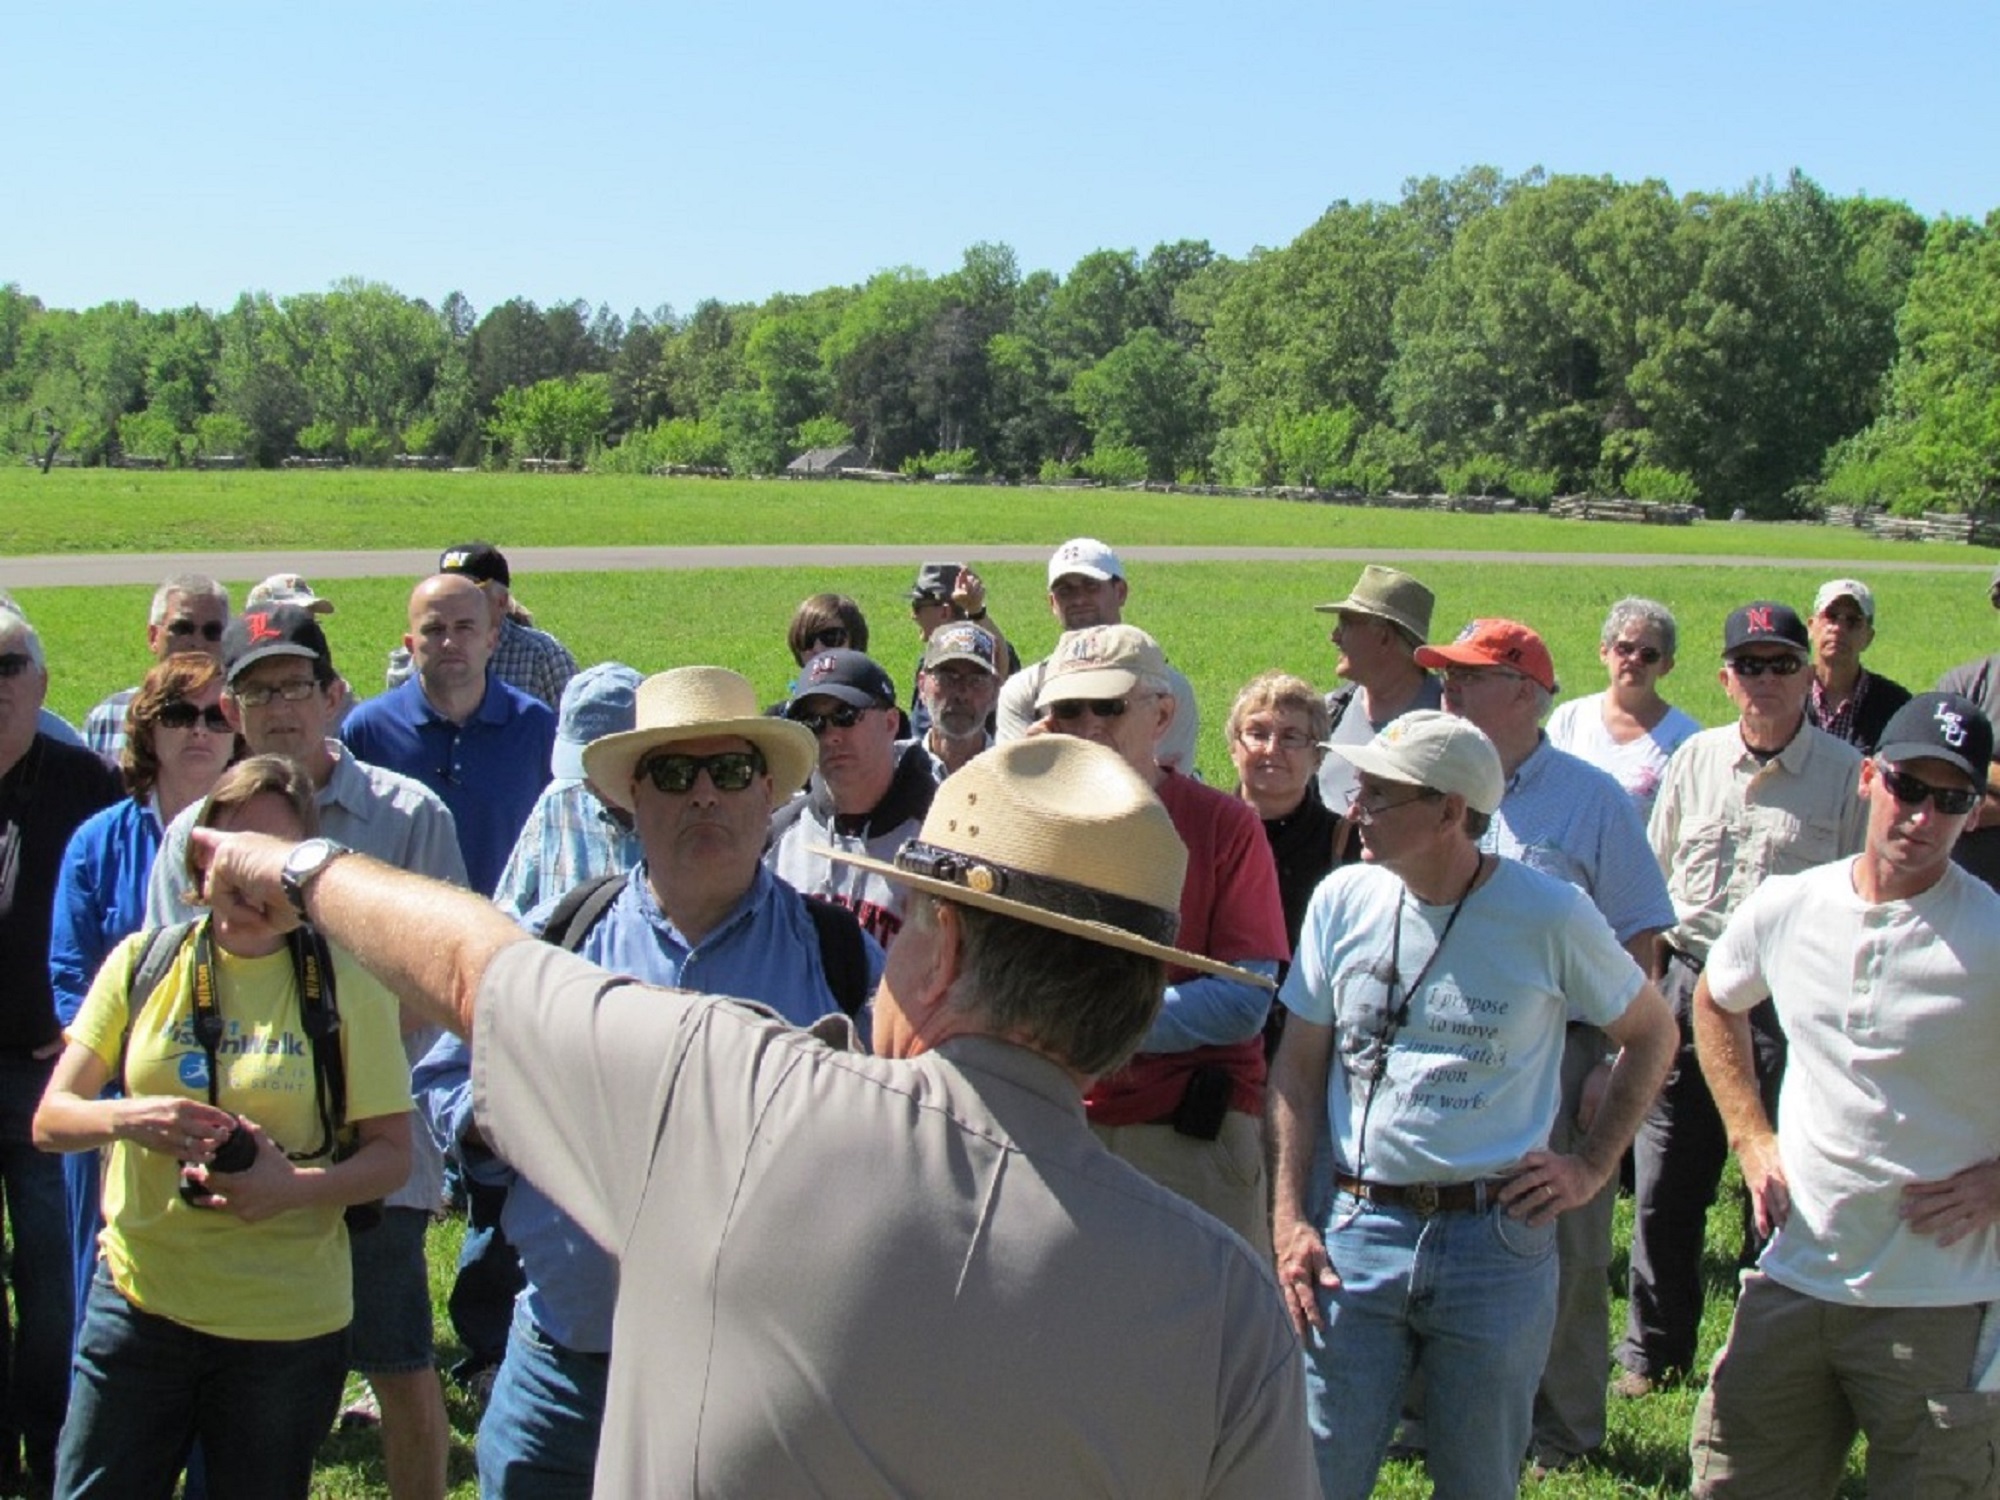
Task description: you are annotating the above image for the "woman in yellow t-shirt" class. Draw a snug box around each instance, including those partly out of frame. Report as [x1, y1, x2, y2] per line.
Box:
[34, 755, 414, 1500]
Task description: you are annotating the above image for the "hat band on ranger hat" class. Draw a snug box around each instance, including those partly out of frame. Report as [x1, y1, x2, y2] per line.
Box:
[895, 842, 1181, 948]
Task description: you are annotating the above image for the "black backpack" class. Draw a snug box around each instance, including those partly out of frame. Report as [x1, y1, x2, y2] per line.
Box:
[535, 873, 871, 1018]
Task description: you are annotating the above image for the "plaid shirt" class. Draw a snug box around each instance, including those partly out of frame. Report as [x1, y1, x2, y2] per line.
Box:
[81, 687, 138, 764]
[1807, 668, 1874, 747]
[492, 779, 642, 917]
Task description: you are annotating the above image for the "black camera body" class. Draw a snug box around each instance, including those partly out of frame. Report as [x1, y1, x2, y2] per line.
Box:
[178, 1116, 256, 1205]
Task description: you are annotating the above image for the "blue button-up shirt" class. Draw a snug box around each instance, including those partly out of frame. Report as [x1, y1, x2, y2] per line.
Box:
[414, 863, 883, 1351]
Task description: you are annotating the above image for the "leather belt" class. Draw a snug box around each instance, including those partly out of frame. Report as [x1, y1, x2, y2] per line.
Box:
[1333, 1173, 1498, 1218]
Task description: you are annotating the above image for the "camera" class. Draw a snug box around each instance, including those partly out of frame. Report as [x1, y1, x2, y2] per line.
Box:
[178, 1116, 257, 1205]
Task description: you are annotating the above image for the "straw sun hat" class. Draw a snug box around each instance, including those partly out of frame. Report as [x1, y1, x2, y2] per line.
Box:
[826, 737, 1272, 984]
[582, 666, 818, 812]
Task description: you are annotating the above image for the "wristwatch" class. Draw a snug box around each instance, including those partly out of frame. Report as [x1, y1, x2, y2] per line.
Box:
[281, 838, 353, 922]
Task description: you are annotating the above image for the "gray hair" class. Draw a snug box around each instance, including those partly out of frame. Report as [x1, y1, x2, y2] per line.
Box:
[149, 574, 230, 627]
[0, 607, 45, 669]
[1600, 597, 1677, 658]
[916, 896, 1165, 1077]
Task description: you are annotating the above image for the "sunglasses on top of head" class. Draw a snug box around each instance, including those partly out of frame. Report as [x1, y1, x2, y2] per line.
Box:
[637, 748, 767, 795]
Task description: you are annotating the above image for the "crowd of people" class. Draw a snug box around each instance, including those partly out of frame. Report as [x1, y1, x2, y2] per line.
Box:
[0, 538, 1996, 1498]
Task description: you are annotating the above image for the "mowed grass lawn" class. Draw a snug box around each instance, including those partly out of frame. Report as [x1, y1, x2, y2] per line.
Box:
[10, 471, 1975, 1495]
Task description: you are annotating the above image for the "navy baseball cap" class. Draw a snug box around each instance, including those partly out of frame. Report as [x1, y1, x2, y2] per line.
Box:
[1723, 602, 1808, 657]
[787, 649, 896, 712]
[1875, 692, 1994, 785]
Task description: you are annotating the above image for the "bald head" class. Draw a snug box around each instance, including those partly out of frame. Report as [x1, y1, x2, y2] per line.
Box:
[406, 573, 497, 718]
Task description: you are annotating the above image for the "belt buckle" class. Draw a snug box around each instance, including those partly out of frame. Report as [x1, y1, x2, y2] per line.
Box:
[1407, 1182, 1440, 1218]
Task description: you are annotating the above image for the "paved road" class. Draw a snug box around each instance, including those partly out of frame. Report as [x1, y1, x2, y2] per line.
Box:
[3, 544, 1992, 589]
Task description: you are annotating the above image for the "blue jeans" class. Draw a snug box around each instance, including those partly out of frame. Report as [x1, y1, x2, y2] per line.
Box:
[449, 1179, 522, 1376]
[476, 1300, 608, 1500]
[55, 1269, 345, 1499]
[0, 1051, 74, 1485]
[1304, 1191, 1559, 1500]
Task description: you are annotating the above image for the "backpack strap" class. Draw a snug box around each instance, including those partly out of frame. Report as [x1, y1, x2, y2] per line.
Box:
[115, 919, 200, 1096]
[539, 870, 870, 1017]
[802, 895, 870, 1017]
[1324, 683, 1360, 735]
[538, 872, 628, 952]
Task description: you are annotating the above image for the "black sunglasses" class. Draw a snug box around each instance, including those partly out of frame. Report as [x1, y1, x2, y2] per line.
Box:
[1875, 763, 1981, 816]
[155, 701, 231, 733]
[792, 704, 870, 736]
[638, 748, 766, 795]
[807, 627, 849, 650]
[1048, 698, 1130, 721]
[1611, 641, 1664, 665]
[166, 619, 226, 641]
[1725, 654, 1804, 679]
[0, 653, 34, 679]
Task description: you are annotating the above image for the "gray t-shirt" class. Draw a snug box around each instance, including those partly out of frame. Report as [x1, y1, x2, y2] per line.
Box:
[472, 940, 1316, 1498]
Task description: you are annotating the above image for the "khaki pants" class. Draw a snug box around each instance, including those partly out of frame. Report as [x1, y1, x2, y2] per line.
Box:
[1531, 1023, 1618, 1462]
[1090, 1112, 1270, 1259]
[1691, 1272, 2000, 1498]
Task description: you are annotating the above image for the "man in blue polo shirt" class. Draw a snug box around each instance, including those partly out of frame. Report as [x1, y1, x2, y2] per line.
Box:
[343, 574, 556, 896]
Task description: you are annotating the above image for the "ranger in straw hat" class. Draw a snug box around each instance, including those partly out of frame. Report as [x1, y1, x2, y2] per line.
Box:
[191, 736, 1315, 1496]
[414, 666, 879, 1496]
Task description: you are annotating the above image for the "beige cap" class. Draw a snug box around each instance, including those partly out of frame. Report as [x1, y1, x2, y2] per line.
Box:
[1034, 625, 1166, 709]
[1327, 709, 1505, 815]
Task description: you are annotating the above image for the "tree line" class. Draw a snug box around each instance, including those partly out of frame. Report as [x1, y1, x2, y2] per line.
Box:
[2, 167, 1994, 517]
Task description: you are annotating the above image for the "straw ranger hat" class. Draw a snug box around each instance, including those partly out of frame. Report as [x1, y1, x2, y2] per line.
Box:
[582, 666, 818, 812]
[824, 737, 1273, 985]
[1314, 564, 1435, 644]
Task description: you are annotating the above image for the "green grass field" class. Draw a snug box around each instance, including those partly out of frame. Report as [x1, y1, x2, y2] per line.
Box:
[6, 469, 1951, 1495]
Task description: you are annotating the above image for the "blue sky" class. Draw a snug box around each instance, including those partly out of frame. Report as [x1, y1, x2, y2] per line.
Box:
[6, 1, 1995, 319]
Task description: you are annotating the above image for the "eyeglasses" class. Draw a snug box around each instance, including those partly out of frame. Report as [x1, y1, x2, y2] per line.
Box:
[1048, 698, 1131, 721]
[0, 653, 34, 679]
[1875, 763, 1981, 816]
[791, 704, 870, 736]
[165, 619, 226, 641]
[228, 679, 321, 707]
[155, 701, 231, 733]
[1725, 654, 1804, 679]
[1237, 726, 1317, 752]
[807, 627, 849, 650]
[1345, 786, 1440, 824]
[638, 748, 766, 795]
[1611, 641, 1664, 665]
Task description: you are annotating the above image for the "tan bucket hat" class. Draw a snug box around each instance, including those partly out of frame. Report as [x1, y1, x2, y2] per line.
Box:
[1314, 564, 1435, 644]
[582, 666, 817, 811]
[825, 737, 1273, 985]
